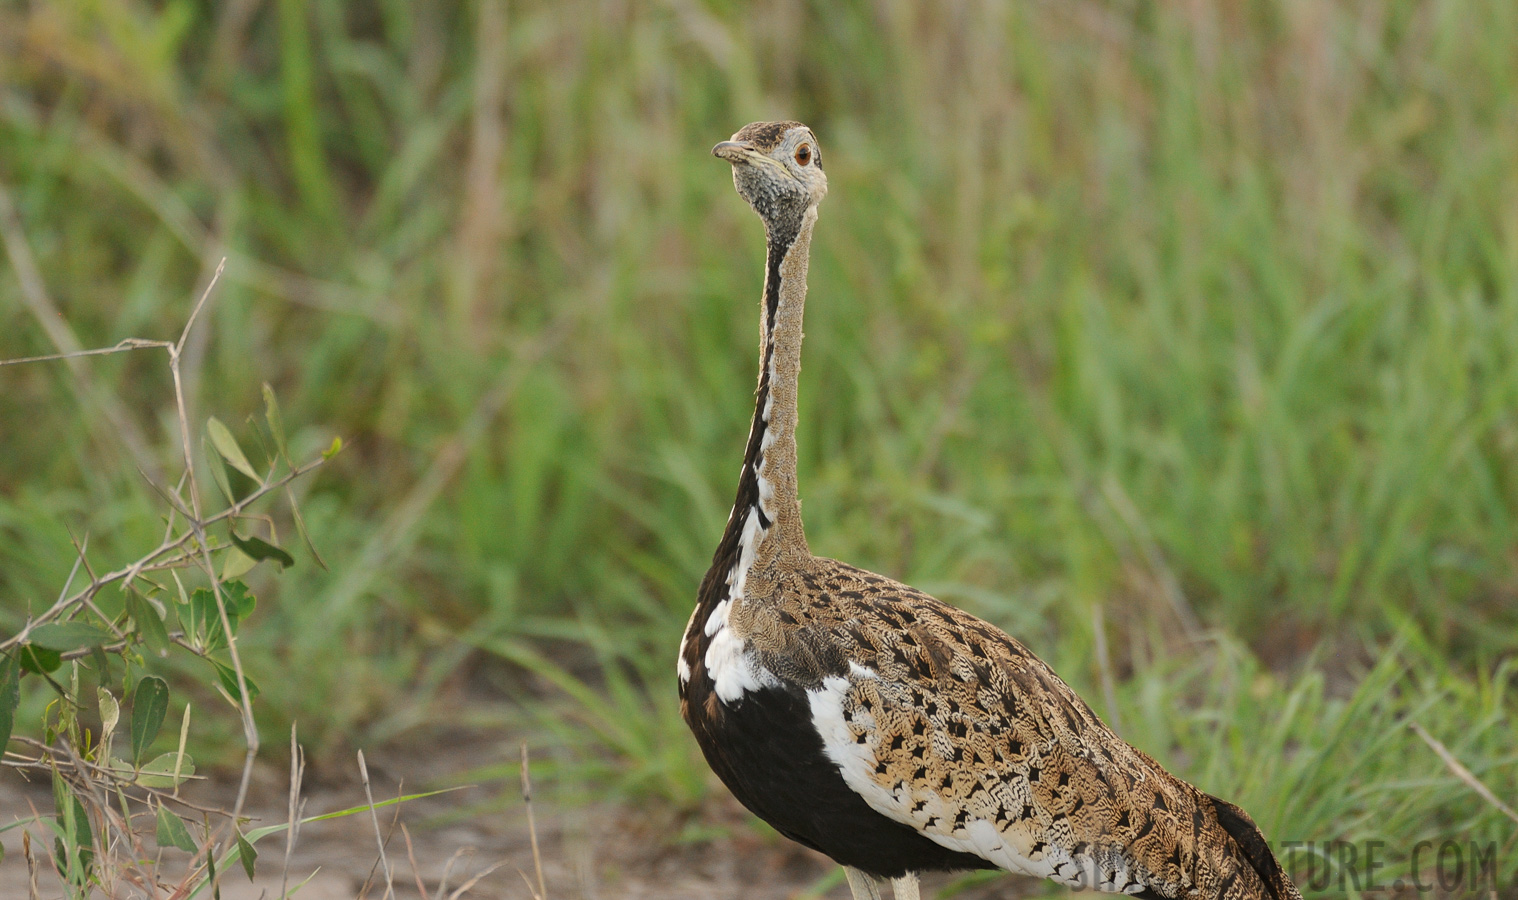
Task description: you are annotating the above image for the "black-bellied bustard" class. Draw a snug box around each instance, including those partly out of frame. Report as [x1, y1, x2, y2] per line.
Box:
[678, 121, 1302, 900]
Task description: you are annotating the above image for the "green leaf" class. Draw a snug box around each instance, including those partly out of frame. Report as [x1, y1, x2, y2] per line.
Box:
[202, 434, 236, 504]
[88, 645, 110, 679]
[188, 582, 256, 652]
[187, 587, 220, 650]
[221, 546, 258, 580]
[240, 787, 460, 843]
[28, 622, 113, 651]
[262, 383, 289, 464]
[53, 778, 94, 885]
[18, 645, 61, 674]
[97, 686, 120, 738]
[222, 580, 257, 618]
[136, 751, 195, 788]
[207, 416, 261, 481]
[0, 653, 19, 753]
[212, 659, 259, 704]
[131, 676, 169, 763]
[230, 532, 295, 569]
[236, 830, 257, 881]
[156, 803, 197, 852]
[322, 435, 342, 459]
[126, 591, 170, 655]
[286, 486, 328, 570]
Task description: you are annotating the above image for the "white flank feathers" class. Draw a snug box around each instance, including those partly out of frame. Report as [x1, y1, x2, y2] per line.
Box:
[803, 665, 1144, 889]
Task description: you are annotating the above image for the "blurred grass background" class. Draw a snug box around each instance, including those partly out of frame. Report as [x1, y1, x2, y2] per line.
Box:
[1, 0, 1515, 893]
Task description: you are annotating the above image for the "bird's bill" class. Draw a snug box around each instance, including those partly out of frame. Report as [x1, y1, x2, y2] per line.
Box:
[711, 140, 757, 162]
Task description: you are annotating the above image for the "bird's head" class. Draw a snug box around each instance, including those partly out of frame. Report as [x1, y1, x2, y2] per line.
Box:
[713, 121, 827, 230]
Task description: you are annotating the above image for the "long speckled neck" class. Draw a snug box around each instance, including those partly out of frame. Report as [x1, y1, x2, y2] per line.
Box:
[751, 205, 815, 560]
[706, 203, 816, 598]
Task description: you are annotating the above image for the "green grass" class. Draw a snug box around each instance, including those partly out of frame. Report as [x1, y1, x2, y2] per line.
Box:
[2, 1, 1516, 895]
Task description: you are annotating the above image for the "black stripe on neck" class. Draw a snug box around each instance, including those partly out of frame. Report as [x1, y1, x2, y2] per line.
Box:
[681, 209, 806, 691]
[702, 221, 798, 590]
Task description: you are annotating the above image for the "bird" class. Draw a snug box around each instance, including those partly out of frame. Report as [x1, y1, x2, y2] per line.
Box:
[677, 120, 1302, 900]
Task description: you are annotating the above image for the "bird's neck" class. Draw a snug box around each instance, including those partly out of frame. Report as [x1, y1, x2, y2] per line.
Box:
[714, 206, 816, 586]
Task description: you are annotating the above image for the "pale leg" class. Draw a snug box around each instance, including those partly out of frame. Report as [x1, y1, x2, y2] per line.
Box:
[844, 866, 883, 900]
[890, 872, 920, 900]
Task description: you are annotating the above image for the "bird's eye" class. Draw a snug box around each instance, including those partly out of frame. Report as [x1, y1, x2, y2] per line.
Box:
[795, 144, 811, 166]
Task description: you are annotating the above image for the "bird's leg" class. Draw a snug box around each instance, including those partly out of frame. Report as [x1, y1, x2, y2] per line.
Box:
[843, 866, 883, 900]
[889, 873, 920, 900]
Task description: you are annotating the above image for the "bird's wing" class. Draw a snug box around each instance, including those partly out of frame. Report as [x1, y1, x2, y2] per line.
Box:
[747, 559, 1299, 900]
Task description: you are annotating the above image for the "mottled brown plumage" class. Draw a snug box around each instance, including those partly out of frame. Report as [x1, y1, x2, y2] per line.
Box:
[680, 121, 1301, 900]
[739, 558, 1297, 898]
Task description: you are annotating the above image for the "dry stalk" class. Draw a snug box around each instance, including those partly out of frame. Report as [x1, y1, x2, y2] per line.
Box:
[401, 823, 430, 899]
[520, 743, 548, 900]
[446, 859, 509, 900]
[359, 750, 398, 900]
[1410, 721, 1518, 825]
[283, 723, 306, 900]
[433, 847, 471, 900]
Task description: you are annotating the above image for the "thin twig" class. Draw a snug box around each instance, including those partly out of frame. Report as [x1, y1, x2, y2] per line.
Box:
[0, 452, 328, 654]
[358, 750, 397, 900]
[401, 823, 431, 900]
[0, 275, 331, 709]
[515, 868, 544, 900]
[520, 743, 548, 900]
[433, 848, 471, 900]
[65, 529, 129, 643]
[24, 829, 39, 900]
[447, 860, 509, 900]
[1410, 721, 1518, 825]
[55, 533, 88, 605]
[283, 724, 305, 900]
[0, 338, 173, 368]
[165, 263, 262, 842]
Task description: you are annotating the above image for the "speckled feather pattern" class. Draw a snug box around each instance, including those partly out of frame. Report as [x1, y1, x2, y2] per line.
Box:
[729, 558, 1299, 899]
[681, 121, 1300, 900]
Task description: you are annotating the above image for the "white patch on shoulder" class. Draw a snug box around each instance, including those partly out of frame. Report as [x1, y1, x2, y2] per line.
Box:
[704, 599, 730, 636]
[726, 504, 767, 603]
[705, 621, 777, 702]
[700, 500, 782, 703]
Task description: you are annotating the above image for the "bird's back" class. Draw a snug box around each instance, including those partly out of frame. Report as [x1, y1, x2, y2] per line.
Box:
[691, 555, 1300, 899]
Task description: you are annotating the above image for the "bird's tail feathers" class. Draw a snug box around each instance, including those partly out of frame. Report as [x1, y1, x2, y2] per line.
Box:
[1205, 794, 1303, 900]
